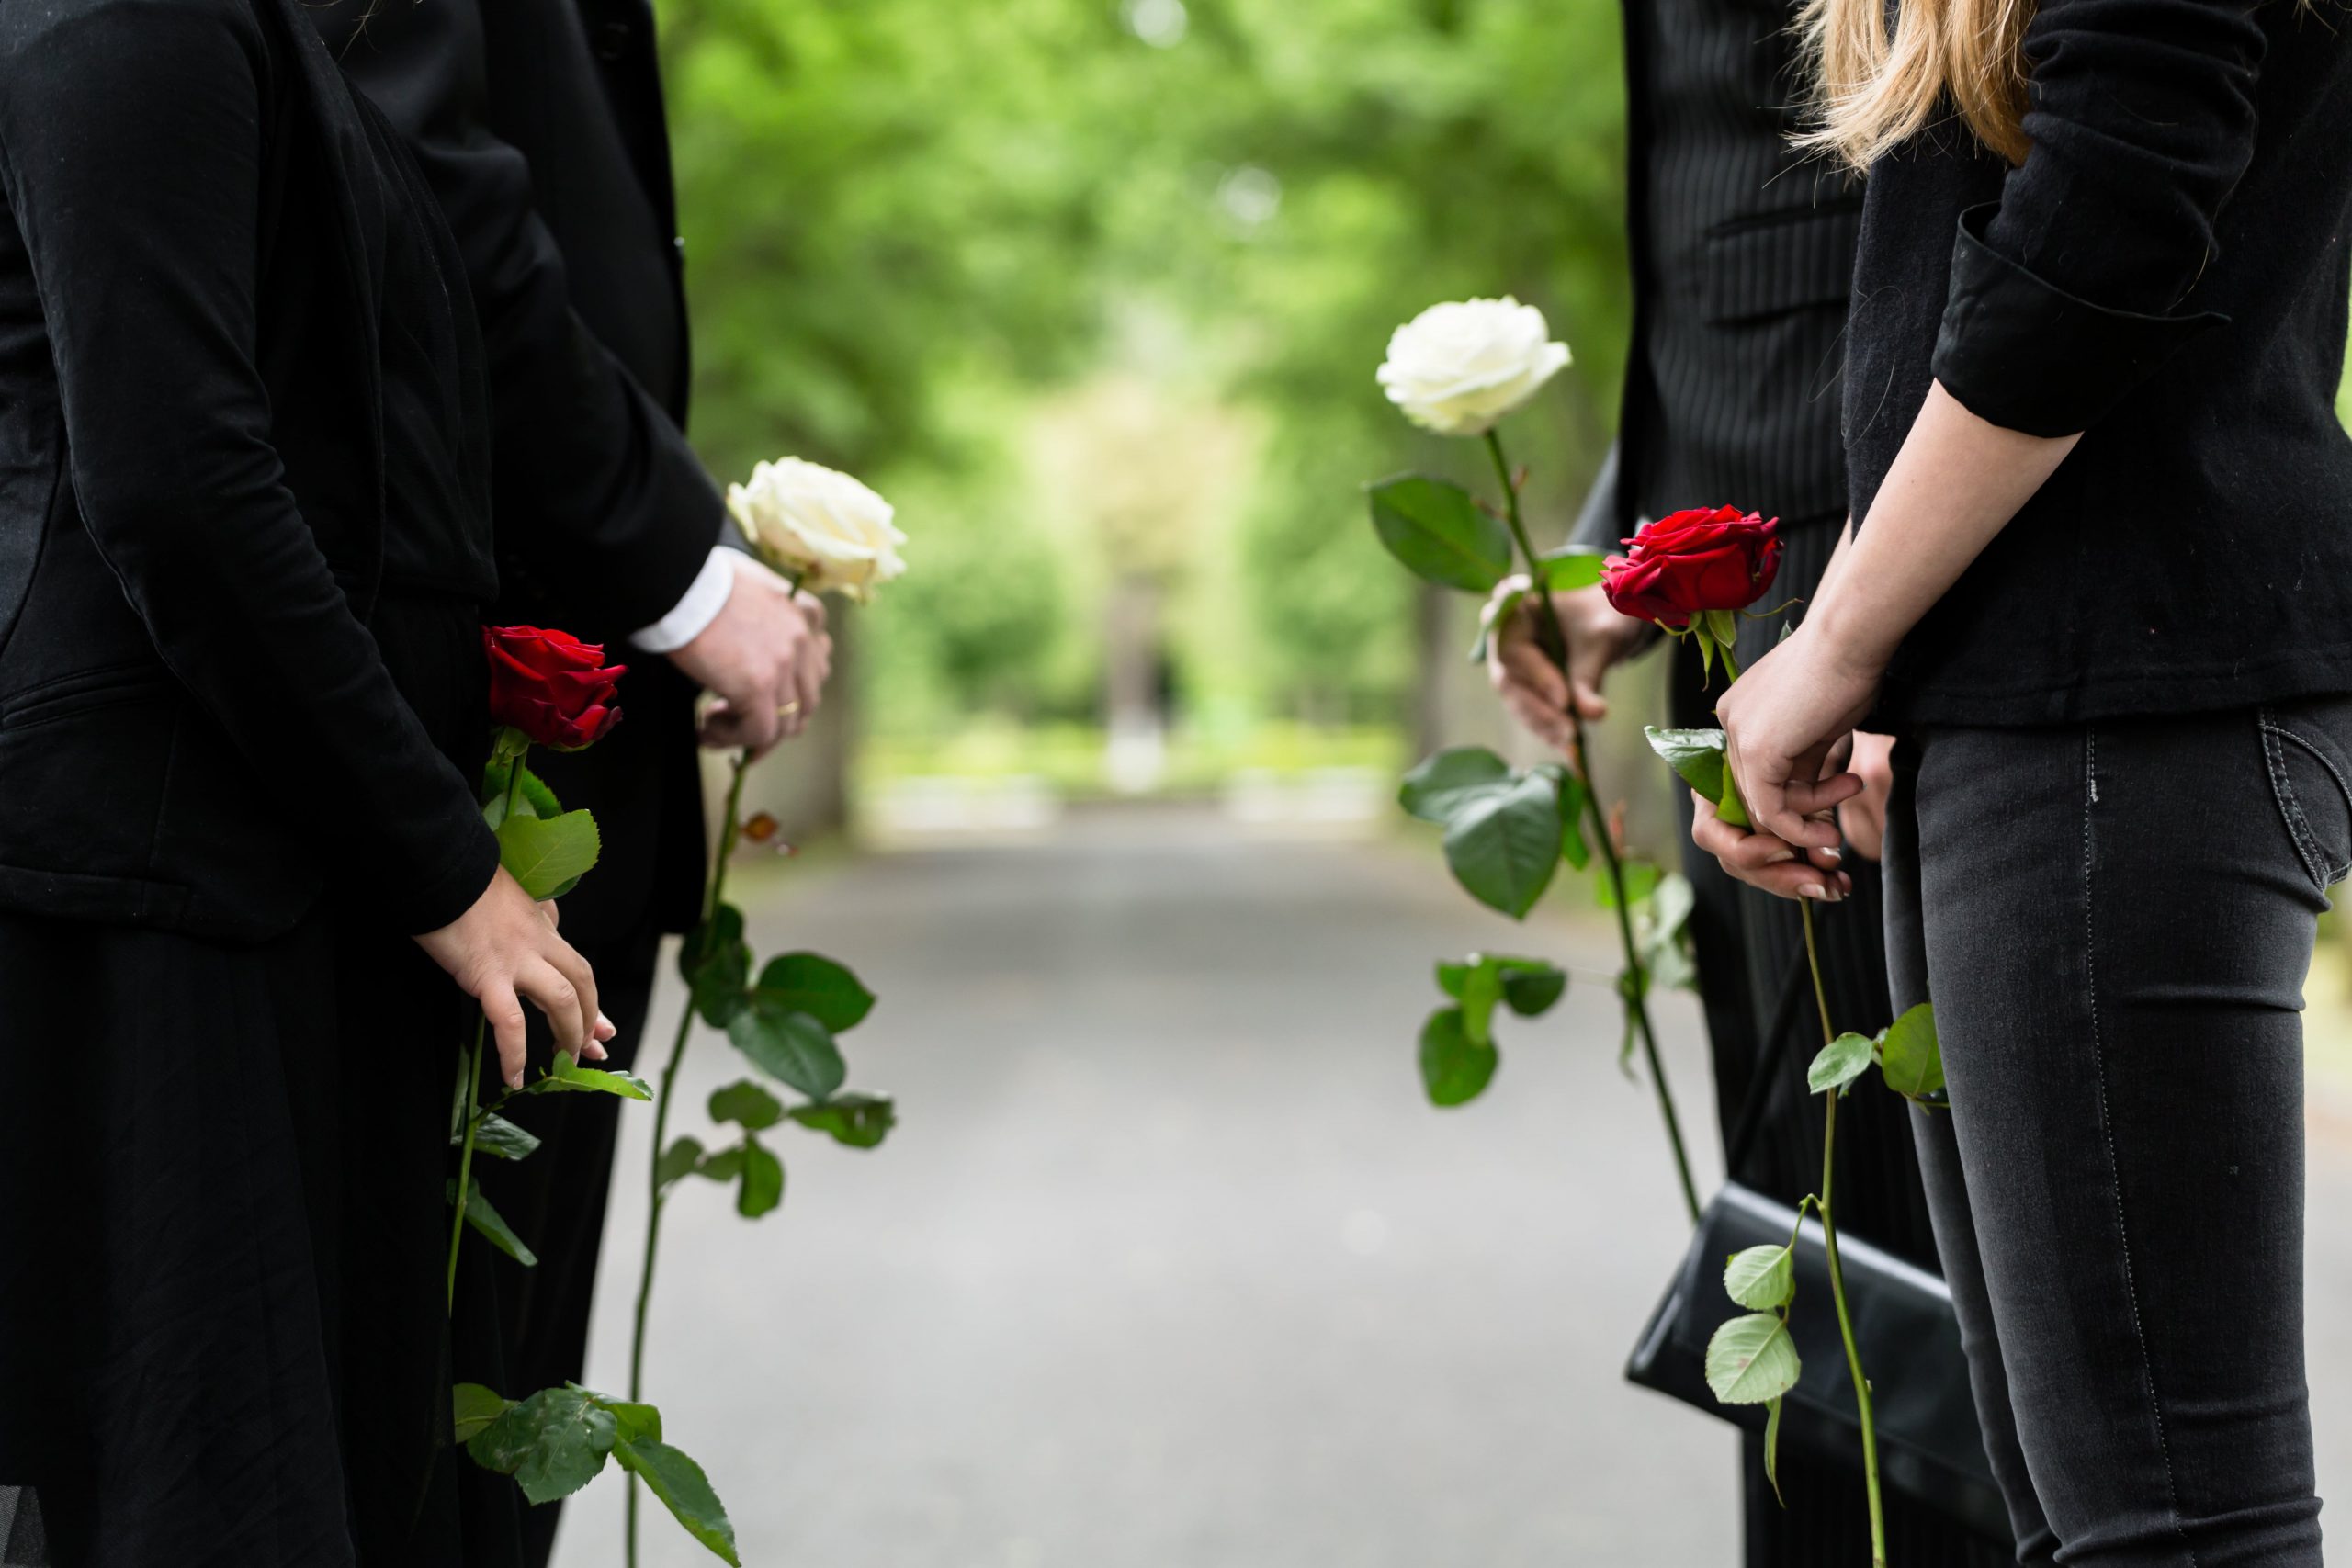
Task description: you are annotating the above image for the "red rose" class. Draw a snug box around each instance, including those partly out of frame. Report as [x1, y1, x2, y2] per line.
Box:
[482, 625, 625, 750]
[1600, 506, 1781, 629]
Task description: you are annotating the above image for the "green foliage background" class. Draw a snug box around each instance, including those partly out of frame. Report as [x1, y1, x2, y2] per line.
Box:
[657, 0, 1631, 759]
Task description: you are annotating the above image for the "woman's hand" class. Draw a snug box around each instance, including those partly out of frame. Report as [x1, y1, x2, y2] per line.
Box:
[1486, 578, 1651, 752]
[1716, 621, 1882, 850]
[413, 865, 616, 1088]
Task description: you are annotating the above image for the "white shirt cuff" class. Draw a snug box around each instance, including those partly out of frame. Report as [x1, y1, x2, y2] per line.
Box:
[628, 547, 739, 653]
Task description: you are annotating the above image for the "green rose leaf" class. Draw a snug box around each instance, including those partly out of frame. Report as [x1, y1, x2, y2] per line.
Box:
[462, 1111, 541, 1163]
[1537, 546, 1608, 591]
[495, 808, 602, 902]
[579, 1387, 662, 1447]
[446, 1178, 537, 1269]
[1498, 962, 1567, 1018]
[1367, 473, 1515, 593]
[707, 1079, 785, 1132]
[1877, 1002, 1944, 1102]
[481, 762, 566, 829]
[465, 1386, 617, 1506]
[613, 1437, 741, 1567]
[727, 1005, 848, 1100]
[1638, 874, 1698, 994]
[737, 1137, 786, 1219]
[1643, 727, 1751, 829]
[453, 1382, 510, 1445]
[1436, 956, 1506, 1047]
[1702, 607, 1740, 652]
[787, 1090, 898, 1150]
[1704, 1312, 1802, 1405]
[746, 952, 876, 1034]
[680, 904, 752, 1029]
[1723, 1244, 1796, 1312]
[695, 1145, 745, 1183]
[1442, 769, 1563, 919]
[656, 1135, 707, 1192]
[1763, 1396, 1786, 1505]
[1398, 747, 1510, 825]
[1418, 1007, 1499, 1108]
[533, 1056, 653, 1101]
[1807, 1032, 1878, 1097]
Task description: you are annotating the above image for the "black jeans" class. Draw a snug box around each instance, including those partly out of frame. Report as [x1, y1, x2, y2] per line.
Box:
[1882, 701, 2346, 1565]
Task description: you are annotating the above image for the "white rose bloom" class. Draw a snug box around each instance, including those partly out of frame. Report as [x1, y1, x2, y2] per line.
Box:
[726, 457, 908, 602]
[1375, 297, 1572, 437]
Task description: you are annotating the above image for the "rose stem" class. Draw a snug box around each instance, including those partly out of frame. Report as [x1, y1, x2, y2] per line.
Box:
[1483, 430, 1700, 1224]
[627, 750, 752, 1568]
[447, 754, 526, 1314]
[1802, 897, 1885, 1564]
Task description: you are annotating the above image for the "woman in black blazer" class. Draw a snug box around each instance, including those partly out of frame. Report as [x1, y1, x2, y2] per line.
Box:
[1695, 0, 2352, 1558]
[0, 0, 613, 1560]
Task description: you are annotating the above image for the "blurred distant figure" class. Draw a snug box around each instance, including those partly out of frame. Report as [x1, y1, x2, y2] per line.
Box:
[1487, 2, 2006, 1563]
[318, 3, 832, 1562]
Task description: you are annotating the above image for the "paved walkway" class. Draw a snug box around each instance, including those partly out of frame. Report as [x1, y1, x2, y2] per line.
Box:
[559, 806, 2352, 1566]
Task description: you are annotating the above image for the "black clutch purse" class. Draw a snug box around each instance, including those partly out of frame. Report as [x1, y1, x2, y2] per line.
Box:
[1624, 1179, 2012, 1543]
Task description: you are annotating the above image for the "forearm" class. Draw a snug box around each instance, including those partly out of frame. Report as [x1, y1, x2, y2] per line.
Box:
[1811, 383, 2080, 666]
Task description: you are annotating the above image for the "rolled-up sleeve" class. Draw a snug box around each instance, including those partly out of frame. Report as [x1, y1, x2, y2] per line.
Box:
[1930, 0, 2266, 435]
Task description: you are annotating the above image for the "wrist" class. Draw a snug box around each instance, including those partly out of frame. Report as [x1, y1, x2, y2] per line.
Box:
[1806, 580, 1903, 676]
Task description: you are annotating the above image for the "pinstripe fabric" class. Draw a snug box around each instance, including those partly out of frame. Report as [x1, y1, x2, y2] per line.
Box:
[1615, 0, 1859, 536]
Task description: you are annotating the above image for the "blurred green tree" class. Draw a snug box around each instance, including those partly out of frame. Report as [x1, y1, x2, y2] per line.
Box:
[660, 0, 1631, 752]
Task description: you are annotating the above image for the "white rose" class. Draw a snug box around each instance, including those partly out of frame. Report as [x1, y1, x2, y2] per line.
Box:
[726, 457, 908, 603]
[1375, 297, 1572, 437]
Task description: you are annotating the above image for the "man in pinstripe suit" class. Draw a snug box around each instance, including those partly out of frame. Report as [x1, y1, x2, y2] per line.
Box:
[1491, 3, 2005, 1563]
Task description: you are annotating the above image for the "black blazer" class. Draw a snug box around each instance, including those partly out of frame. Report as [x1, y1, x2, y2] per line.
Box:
[0, 0, 500, 942]
[1849, 1, 2352, 726]
[321, 0, 726, 944]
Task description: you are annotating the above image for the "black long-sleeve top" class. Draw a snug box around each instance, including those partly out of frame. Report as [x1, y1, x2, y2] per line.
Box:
[1849, 0, 2352, 726]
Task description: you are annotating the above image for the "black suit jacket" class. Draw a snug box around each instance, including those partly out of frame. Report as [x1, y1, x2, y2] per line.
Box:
[1580, 0, 1859, 547]
[0, 0, 501, 942]
[322, 0, 724, 942]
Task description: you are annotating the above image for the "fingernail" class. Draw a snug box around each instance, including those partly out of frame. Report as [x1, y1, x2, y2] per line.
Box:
[1820, 848, 1842, 865]
[506, 1072, 524, 1089]
[1800, 883, 1827, 901]
[1766, 849, 1795, 864]
[586, 1043, 609, 1061]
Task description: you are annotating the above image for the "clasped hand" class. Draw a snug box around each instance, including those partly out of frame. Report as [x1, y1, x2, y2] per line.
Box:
[1699, 622, 1882, 902]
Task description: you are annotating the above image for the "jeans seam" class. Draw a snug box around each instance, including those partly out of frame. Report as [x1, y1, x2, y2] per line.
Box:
[2263, 719, 2350, 886]
[2083, 726, 2201, 1567]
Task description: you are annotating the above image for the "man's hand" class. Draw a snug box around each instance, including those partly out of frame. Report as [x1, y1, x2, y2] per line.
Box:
[667, 554, 832, 759]
[1486, 577, 1651, 753]
[1838, 730, 1897, 863]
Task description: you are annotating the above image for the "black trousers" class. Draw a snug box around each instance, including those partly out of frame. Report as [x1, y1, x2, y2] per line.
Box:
[1675, 519, 2010, 1568]
[476, 920, 666, 1568]
[1883, 705, 2333, 1566]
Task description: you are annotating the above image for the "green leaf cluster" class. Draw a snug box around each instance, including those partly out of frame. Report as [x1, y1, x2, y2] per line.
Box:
[1400, 748, 1594, 919]
[670, 908, 895, 1226]
[1803, 1002, 1943, 1107]
[455, 1383, 740, 1565]
[1417, 953, 1567, 1107]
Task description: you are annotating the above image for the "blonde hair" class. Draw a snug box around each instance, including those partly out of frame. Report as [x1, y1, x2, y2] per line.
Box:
[1795, 0, 2036, 171]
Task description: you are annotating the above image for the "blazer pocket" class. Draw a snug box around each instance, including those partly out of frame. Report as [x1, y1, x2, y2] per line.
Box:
[1701, 203, 1865, 325]
[0, 662, 176, 733]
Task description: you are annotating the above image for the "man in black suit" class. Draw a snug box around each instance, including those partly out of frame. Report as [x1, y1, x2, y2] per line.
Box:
[314, 5, 828, 1562]
[1489, 3, 2005, 1564]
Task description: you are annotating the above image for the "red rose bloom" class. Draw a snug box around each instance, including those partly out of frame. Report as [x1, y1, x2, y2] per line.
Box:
[1600, 505, 1781, 629]
[483, 625, 625, 750]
